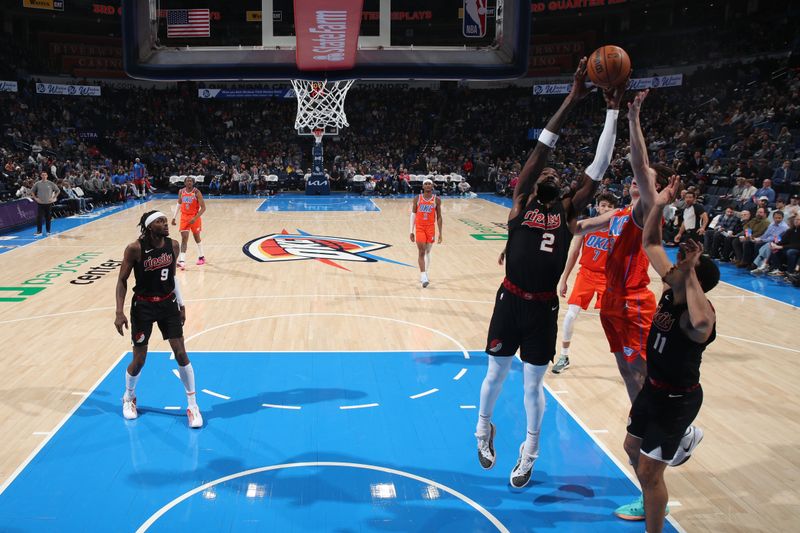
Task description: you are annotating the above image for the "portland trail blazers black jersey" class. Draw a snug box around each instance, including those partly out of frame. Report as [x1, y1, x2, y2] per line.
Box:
[505, 199, 573, 293]
[647, 289, 716, 388]
[133, 238, 176, 297]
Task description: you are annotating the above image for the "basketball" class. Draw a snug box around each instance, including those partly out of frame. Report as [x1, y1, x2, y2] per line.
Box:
[587, 45, 631, 89]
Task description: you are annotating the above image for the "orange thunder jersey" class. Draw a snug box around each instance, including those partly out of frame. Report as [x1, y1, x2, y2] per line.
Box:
[179, 188, 200, 217]
[578, 230, 611, 273]
[415, 194, 437, 227]
[605, 205, 651, 293]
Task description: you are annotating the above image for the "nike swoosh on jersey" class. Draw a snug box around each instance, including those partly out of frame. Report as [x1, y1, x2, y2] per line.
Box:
[668, 394, 683, 398]
[145, 249, 153, 253]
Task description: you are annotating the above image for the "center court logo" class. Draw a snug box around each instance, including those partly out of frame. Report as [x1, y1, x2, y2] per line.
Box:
[243, 229, 411, 271]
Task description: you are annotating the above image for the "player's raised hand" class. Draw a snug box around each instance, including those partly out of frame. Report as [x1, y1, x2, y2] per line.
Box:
[602, 80, 628, 110]
[677, 239, 703, 272]
[626, 89, 650, 120]
[569, 57, 591, 101]
[655, 175, 681, 206]
[114, 312, 128, 336]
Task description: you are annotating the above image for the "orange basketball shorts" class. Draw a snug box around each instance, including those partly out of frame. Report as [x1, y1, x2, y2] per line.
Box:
[415, 225, 435, 244]
[180, 216, 202, 233]
[567, 269, 606, 310]
[599, 289, 657, 362]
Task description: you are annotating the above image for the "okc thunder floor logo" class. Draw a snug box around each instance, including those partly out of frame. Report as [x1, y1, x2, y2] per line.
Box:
[243, 229, 411, 271]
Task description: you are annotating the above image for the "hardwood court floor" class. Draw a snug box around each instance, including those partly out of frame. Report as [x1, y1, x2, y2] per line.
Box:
[0, 195, 797, 532]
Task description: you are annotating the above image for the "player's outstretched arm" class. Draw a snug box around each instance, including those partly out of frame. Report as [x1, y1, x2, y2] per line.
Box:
[627, 89, 659, 225]
[567, 84, 626, 221]
[680, 241, 716, 343]
[574, 208, 619, 236]
[510, 58, 590, 219]
[643, 175, 681, 279]
[558, 234, 583, 297]
[114, 242, 138, 335]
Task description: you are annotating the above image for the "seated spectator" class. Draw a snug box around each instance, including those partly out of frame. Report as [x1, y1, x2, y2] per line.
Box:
[705, 206, 742, 258]
[738, 208, 786, 269]
[765, 214, 800, 275]
[784, 195, 799, 222]
[733, 207, 769, 266]
[458, 179, 472, 196]
[771, 160, 797, 189]
[363, 176, 376, 196]
[750, 210, 790, 273]
[751, 178, 776, 207]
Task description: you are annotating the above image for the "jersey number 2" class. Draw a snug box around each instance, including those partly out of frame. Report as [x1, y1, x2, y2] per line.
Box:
[160, 268, 169, 281]
[653, 332, 667, 354]
[540, 233, 555, 253]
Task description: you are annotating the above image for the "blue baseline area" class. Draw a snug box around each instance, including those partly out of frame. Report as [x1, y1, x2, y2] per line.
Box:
[0, 350, 678, 532]
[477, 194, 799, 307]
[258, 194, 380, 212]
[0, 198, 150, 255]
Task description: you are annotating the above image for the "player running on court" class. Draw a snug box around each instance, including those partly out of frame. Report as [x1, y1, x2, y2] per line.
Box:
[616, 175, 718, 530]
[552, 192, 619, 373]
[114, 210, 203, 428]
[172, 176, 206, 269]
[475, 58, 627, 488]
[410, 179, 442, 288]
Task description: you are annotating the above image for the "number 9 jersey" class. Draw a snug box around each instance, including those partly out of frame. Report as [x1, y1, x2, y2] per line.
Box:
[133, 238, 176, 297]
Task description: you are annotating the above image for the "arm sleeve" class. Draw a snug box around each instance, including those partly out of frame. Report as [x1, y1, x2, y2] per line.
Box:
[409, 212, 416, 234]
[174, 276, 185, 307]
[584, 109, 620, 181]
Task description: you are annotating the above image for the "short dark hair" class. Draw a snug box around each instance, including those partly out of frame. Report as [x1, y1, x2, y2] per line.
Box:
[773, 210, 784, 219]
[695, 255, 720, 293]
[649, 163, 675, 190]
[596, 192, 618, 207]
[684, 190, 696, 198]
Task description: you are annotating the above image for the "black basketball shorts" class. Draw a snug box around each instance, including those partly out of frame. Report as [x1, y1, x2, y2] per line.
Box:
[130, 297, 183, 346]
[485, 285, 559, 366]
[627, 380, 703, 463]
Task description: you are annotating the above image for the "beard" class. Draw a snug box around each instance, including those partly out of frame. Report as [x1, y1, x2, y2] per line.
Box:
[536, 180, 560, 203]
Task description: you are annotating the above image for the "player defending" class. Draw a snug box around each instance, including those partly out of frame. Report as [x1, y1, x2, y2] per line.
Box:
[114, 210, 203, 428]
[475, 59, 626, 488]
[553, 192, 619, 373]
[617, 175, 718, 530]
[172, 176, 207, 269]
[410, 179, 443, 288]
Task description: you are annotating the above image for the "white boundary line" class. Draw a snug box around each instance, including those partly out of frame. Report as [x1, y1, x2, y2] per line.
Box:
[544, 382, 687, 533]
[201, 389, 230, 400]
[719, 279, 798, 309]
[339, 403, 379, 410]
[453, 368, 468, 380]
[134, 462, 509, 533]
[0, 351, 128, 496]
[409, 388, 439, 400]
[261, 403, 302, 410]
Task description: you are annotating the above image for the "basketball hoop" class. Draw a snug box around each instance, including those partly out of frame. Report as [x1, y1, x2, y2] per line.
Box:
[292, 79, 355, 134]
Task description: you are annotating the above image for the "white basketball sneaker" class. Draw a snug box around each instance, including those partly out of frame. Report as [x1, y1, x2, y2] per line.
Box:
[122, 397, 138, 420]
[509, 443, 537, 488]
[187, 405, 203, 428]
[421, 272, 429, 288]
[476, 422, 497, 469]
[670, 425, 704, 466]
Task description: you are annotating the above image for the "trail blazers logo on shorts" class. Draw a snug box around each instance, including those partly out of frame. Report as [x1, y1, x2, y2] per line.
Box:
[243, 228, 411, 271]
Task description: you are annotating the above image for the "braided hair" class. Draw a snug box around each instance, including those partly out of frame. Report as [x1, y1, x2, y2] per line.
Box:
[138, 210, 159, 246]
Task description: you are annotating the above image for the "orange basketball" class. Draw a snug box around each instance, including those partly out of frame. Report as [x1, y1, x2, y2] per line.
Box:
[587, 45, 631, 89]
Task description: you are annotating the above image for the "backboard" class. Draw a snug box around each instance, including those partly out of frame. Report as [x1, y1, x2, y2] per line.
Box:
[122, 0, 531, 81]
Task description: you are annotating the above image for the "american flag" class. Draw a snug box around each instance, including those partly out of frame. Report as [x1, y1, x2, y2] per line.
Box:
[166, 9, 210, 38]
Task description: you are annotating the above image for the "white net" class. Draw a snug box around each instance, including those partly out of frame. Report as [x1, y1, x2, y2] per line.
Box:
[291, 79, 355, 133]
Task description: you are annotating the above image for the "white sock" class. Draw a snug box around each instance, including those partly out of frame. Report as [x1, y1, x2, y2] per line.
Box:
[476, 355, 513, 438]
[124, 371, 140, 400]
[561, 304, 581, 357]
[523, 362, 547, 457]
[197, 243, 204, 257]
[177, 363, 197, 407]
[179, 252, 186, 262]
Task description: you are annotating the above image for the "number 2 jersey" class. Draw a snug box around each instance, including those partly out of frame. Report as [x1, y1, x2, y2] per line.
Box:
[133, 238, 176, 297]
[647, 289, 716, 388]
[506, 199, 572, 293]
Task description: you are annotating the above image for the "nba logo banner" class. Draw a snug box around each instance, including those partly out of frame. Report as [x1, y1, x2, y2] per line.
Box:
[463, 0, 487, 38]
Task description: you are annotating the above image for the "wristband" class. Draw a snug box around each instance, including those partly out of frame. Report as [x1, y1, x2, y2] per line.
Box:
[538, 129, 559, 149]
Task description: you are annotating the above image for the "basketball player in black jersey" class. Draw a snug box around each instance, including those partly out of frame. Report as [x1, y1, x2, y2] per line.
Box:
[616, 175, 719, 532]
[475, 58, 627, 488]
[114, 210, 203, 428]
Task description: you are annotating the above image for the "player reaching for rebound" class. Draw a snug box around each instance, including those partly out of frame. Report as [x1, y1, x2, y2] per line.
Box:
[172, 176, 206, 269]
[410, 179, 443, 287]
[618, 175, 718, 531]
[552, 192, 619, 373]
[475, 58, 626, 488]
[114, 210, 203, 428]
